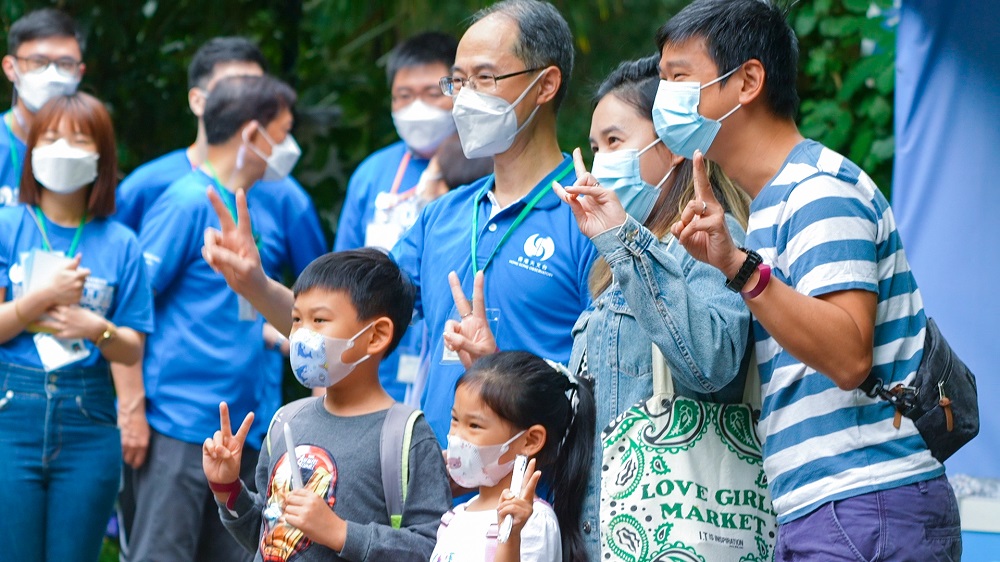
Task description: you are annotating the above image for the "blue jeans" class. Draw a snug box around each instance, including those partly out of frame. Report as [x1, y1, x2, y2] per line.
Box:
[775, 475, 962, 561]
[0, 361, 121, 562]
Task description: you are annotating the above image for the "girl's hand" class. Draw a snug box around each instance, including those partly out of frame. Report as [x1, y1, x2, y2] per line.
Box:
[34, 305, 105, 341]
[497, 458, 542, 536]
[42, 254, 90, 307]
[552, 147, 628, 238]
[443, 270, 497, 368]
[202, 402, 254, 486]
[284, 488, 346, 550]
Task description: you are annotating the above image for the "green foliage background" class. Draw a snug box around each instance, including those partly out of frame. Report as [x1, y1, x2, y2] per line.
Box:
[3, 0, 896, 246]
[1, 1, 895, 557]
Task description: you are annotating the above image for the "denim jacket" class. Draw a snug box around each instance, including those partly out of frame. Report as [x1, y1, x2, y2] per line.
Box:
[570, 213, 752, 556]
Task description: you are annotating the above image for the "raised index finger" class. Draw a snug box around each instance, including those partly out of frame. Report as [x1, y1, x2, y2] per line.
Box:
[234, 189, 254, 240]
[219, 401, 233, 438]
[692, 151, 720, 206]
[572, 147, 589, 179]
[207, 188, 237, 233]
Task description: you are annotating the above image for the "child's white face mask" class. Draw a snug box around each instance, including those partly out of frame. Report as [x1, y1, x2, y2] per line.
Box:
[288, 322, 374, 389]
[445, 430, 525, 488]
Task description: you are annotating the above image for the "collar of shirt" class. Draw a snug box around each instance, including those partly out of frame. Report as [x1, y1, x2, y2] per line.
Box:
[476, 154, 573, 220]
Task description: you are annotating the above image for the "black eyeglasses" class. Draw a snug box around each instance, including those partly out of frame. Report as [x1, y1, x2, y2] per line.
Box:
[14, 55, 82, 77]
[439, 67, 543, 97]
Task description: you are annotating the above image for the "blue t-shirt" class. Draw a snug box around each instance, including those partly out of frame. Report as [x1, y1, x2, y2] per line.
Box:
[0, 205, 154, 370]
[117, 149, 326, 444]
[392, 155, 598, 442]
[336, 140, 429, 402]
[0, 111, 27, 207]
[746, 140, 941, 523]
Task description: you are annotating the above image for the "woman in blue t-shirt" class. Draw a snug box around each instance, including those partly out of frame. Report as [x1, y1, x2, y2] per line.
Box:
[0, 92, 154, 562]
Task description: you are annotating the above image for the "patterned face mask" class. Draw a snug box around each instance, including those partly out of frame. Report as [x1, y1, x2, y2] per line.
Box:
[445, 430, 524, 488]
[288, 323, 374, 389]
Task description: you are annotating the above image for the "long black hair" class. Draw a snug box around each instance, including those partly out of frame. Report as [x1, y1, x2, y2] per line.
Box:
[457, 351, 596, 562]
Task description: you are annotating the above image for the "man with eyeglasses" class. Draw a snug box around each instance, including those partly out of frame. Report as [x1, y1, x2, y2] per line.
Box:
[335, 31, 459, 403]
[0, 8, 84, 207]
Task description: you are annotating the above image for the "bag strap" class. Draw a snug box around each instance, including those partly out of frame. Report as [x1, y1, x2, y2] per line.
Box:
[265, 397, 314, 456]
[380, 402, 421, 530]
[741, 346, 762, 411]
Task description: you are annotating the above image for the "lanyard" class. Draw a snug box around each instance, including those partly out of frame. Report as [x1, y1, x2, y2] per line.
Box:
[203, 162, 261, 251]
[30, 206, 87, 257]
[389, 151, 413, 196]
[470, 162, 573, 275]
[4, 113, 20, 186]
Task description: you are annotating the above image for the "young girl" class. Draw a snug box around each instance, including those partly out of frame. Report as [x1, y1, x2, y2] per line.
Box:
[0, 92, 153, 562]
[431, 351, 595, 562]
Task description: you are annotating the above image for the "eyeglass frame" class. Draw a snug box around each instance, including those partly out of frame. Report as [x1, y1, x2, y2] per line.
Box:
[12, 55, 83, 77]
[439, 67, 543, 97]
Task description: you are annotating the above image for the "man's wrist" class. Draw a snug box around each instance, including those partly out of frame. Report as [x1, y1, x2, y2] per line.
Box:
[724, 248, 763, 293]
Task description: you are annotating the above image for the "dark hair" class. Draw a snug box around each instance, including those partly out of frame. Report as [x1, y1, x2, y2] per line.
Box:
[457, 351, 595, 562]
[587, 55, 749, 296]
[655, 0, 799, 119]
[386, 31, 458, 86]
[292, 249, 416, 355]
[19, 92, 117, 217]
[472, 0, 574, 111]
[187, 36, 268, 91]
[8, 8, 83, 55]
[435, 136, 493, 190]
[203, 75, 296, 145]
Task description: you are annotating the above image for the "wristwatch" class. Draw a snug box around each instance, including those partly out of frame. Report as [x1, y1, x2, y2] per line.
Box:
[94, 322, 117, 348]
[725, 247, 763, 293]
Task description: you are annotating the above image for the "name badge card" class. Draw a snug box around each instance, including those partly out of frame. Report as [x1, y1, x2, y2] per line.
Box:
[34, 333, 90, 372]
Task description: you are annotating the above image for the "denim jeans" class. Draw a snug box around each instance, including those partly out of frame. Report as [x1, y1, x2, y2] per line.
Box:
[0, 361, 121, 562]
[775, 475, 962, 561]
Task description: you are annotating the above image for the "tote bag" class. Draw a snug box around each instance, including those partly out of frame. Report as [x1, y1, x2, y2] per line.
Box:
[600, 345, 777, 562]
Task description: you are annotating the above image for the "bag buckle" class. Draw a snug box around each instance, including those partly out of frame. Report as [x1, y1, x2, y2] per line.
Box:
[864, 378, 918, 414]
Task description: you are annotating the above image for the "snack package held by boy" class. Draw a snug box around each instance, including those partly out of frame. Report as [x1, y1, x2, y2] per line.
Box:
[202, 249, 451, 562]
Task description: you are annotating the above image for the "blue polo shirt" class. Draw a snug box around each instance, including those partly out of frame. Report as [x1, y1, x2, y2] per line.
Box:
[117, 149, 326, 445]
[140, 170, 268, 445]
[336, 140, 430, 402]
[392, 155, 598, 442]
[0, 205, 154, 370]
[0, 111, 27, 207]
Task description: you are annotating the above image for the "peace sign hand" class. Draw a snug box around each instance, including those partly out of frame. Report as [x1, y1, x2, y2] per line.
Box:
[443, 271, 497, 368]
[552, 147, 628, 238]
[202, 188, 269, 297]
[669, 151, 744, 276]
[497, 458, 542, 536]
[202, 401, 254, 485]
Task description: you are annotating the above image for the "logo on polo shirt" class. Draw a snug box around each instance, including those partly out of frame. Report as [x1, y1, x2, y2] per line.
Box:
[523, 234, 554, 261]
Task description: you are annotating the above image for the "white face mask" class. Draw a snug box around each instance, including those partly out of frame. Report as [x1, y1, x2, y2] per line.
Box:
[591, 138, 675, 223]
[31, 139, 98, 194]
[14, 65, 80, 113]
[242, 126, 301, 182]
[445, 430, 525, 488]
[288, 323, 374, 389]
[392, 99, 456, 156]
[451, 71, 545, 159]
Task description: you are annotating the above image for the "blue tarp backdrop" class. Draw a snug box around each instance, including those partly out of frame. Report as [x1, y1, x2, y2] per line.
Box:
[893, 0, 999, 479]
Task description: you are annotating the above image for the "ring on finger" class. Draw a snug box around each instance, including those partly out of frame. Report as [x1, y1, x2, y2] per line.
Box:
[699, 200, 707, 215]
[461, 311, 474, 319]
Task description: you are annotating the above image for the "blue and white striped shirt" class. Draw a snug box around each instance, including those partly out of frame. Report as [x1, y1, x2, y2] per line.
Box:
[746, 140, 942, 523]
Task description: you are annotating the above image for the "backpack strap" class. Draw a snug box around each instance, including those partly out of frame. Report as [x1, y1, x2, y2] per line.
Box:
[436, 509, 456, 543]
[484, 498, 548, 562]
[265, 397, 314, 456]
[380, 402, 421, 529]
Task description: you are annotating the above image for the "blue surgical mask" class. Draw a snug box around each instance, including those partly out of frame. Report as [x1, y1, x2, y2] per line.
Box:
[591, 138, 675, 223]
[651, 66, 742, 159]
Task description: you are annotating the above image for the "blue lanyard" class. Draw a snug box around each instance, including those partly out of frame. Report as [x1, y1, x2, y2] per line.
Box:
[203, 162, 261, 251]
[470, 162, 573, 275]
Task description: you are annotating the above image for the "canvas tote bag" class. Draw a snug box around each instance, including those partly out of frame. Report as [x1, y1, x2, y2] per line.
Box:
[600, 345, 777, 562]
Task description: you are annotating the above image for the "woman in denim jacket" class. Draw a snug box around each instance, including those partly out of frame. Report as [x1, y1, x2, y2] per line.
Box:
[443, 56, 752, 561]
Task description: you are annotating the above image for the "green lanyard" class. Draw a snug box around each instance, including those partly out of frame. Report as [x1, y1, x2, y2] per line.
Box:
[4, 113, 20, 187]
[471, 163, 573, 275]
[31, 206, 87, 257]
[204, 162, 261, 251]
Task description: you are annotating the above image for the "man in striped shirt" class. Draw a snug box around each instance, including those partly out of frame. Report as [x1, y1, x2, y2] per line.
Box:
[655, 0, 961, 559]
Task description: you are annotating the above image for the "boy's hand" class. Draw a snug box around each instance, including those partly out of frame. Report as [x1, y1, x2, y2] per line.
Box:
[284, 488, 346, 550]
[202, 401, 254, 486]
[443, 270, 497, 368]
[497, 458, 541, 536]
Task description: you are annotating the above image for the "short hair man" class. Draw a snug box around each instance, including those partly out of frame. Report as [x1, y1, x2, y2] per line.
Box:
[0, 8, 84, 206]
[128, 74, 301, 562]
[659, 0, 960, 559]
[334, 31, 458, 403]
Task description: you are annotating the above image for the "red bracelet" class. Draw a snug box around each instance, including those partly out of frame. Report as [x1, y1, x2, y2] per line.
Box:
[208, 479, 242, 510]
[741, 263, 771, 299]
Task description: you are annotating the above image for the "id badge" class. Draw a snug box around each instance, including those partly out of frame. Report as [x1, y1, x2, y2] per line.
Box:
[364, 223, 404, 251]
[238, 295, 258, 322]
[440, 307, 501, 364]
[396, 353, 421, 384]
[34, 333, 90, 372]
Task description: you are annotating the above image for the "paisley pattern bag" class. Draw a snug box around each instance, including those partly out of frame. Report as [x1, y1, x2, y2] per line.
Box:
[600, 345, 777, 562]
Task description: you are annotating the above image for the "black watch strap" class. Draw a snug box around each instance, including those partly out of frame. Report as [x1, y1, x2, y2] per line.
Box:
[725, 247, 763, 293]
